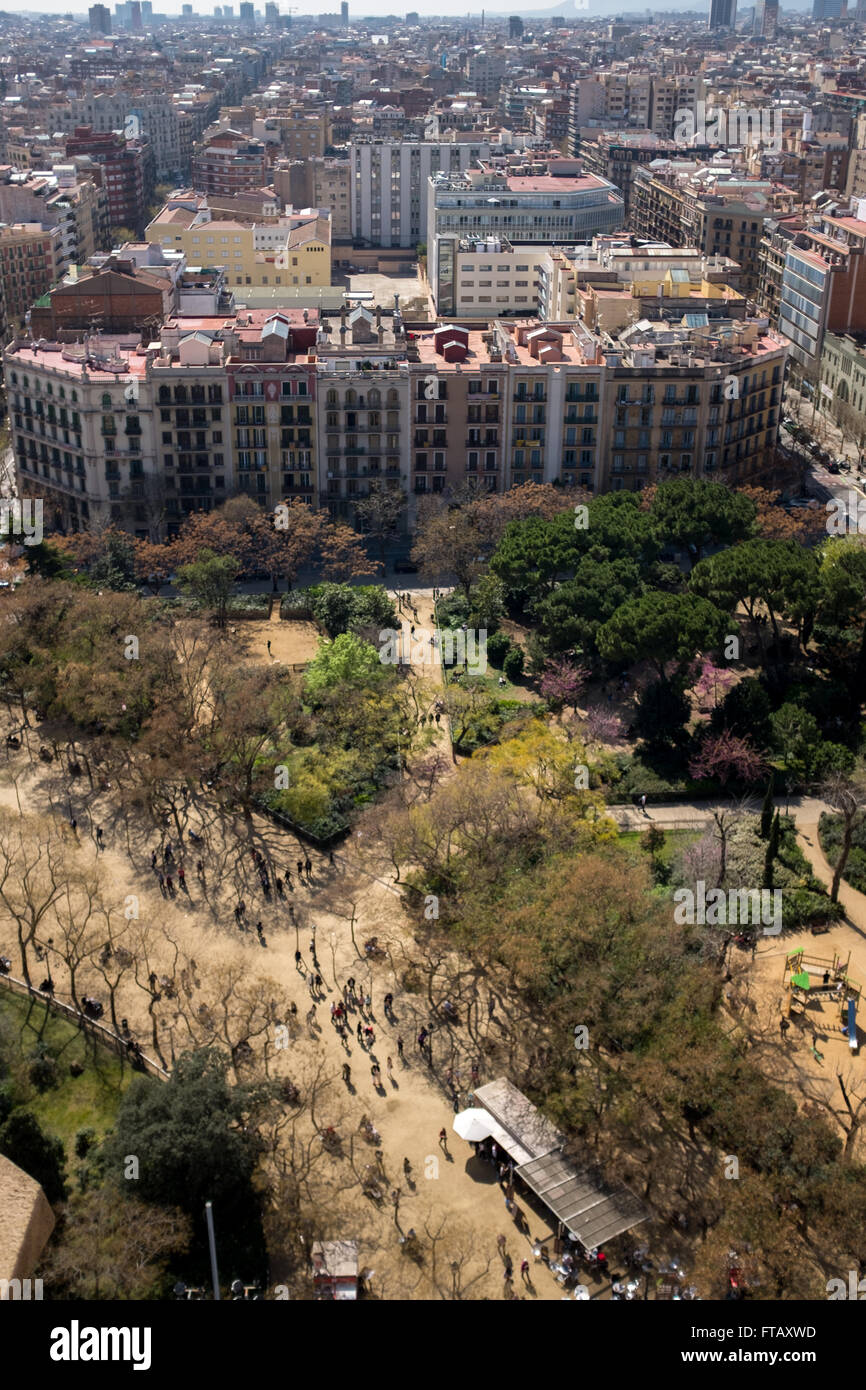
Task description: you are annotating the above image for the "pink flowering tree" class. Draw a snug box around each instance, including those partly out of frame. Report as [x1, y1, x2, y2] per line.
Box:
[540, 658, 590, 714]
[691, 658, 736, 711]
[689, 729, 767, 787]
[584, 704, 625, 745]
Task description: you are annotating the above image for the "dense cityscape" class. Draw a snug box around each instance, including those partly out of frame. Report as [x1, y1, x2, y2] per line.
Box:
[0, 0, 864, 1348]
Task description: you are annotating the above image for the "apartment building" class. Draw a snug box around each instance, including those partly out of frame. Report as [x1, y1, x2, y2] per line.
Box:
[5, 306, 319, 536]
[311, 158, 351, 242]
[756, 214, 806, 328]
[64, 127, 148, 235]
[191, 130, 268, 198]
[779, 212, 866, 374]
[464, 50, 507, 100]
[427, 163, 625, 296]
[630, 164, 787, 295]
[579, 134, 719, 218]
[315, 304, 411, 521]
[0, 223, 63, 334]
[0, 167, 110, 268]
[819, 330, 866, 447]
[6, 336, 157, 536]
[147, 197, 331, 289]
[350, 137, 491, 249]
[493, 314, 785, 493]
[68, 91, 187, 181]
[431, 234, 549, 318]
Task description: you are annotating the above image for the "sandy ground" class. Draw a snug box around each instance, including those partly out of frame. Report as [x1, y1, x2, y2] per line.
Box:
[240, 607, 321, 667]
[0, 608, 609, 1302]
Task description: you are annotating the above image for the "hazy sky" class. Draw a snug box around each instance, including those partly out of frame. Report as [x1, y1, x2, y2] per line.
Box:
[10, 1, 682, 19]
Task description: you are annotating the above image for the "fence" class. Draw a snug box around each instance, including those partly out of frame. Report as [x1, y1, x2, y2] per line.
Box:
[0, 970, 169, 1081]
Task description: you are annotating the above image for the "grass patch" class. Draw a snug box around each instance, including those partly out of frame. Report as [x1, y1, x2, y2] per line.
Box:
[618, 828, 700, 866]
[0, 991, 132, 1163]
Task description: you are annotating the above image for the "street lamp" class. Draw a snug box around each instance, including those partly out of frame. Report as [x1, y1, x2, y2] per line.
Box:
[205, 1201, 220, 1301]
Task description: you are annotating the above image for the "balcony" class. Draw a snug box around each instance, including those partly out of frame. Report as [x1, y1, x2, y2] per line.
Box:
[514, 392, 546, 403]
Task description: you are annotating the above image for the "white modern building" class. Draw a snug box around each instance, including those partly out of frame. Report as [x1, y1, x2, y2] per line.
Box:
[350, 137, 491, 249]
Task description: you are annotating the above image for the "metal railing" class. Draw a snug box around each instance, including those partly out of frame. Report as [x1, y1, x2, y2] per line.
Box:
[0, 970, 169, 1081]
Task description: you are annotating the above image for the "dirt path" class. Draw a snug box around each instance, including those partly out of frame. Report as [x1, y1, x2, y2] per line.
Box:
[0, 732, 583, 1300]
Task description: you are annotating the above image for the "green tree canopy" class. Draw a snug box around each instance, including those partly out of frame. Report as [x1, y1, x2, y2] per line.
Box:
[101, 1048, 269, 1281]
[597, 591, 729, 678]
[650, 478, 756, 568]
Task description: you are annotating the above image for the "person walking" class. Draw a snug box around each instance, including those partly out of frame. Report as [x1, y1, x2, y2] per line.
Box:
[314, 972, 322, 992]
[438, 1127, 449, 1153]
[371, 1064, 381, 1086]
[151, 849, 158, 870]
[357, 1020, 364, 1044]
[504, 1255, 513, 1280]
[780, 1016, 791, 1041]
[304, 857, 312, 877]
[386, 1055, 394, 1081]
[95, 826, 104, 847]
[297, 859, 304, 878]
[165, 874, 174, 896]
[397, 1036, 404, 1060]
[639, 793, 647, 814]
[342, 1062, 351, 1084]
[158, 872, 166, 897]
[275, 876, 283, 897]
[365, 1025, 375, 1046]
[520, 1258, 530, 1285]
[497, 1233, 507, 1259]
[178, 864, 186, 890]
[383, 991, 393, 1016]
[256, 922, 264, 942]
[294, 950, 303, 971]
[364, 992, 372, 1017]
[196, 859, 205, 881]
[267, 639, 272, 656]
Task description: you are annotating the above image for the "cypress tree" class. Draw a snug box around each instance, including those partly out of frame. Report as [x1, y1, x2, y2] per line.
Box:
[760, 772, 775, 839]
[764, 810, 781, 889]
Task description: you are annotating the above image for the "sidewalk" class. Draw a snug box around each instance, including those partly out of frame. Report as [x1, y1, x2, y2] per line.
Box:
[608, 796, 829, 831]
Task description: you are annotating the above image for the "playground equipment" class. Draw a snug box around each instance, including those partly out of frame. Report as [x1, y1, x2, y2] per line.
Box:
[784, 949, 862, 1047]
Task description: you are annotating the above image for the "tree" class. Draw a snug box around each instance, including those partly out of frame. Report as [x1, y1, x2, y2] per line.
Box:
[597, 592, 728, 680]
[771, 703, 821, 778]
[131, 537, 174, 595]
[101, 1048, 271, 1280]
[712, 677, 773, 748]
[821, 769, 866, 901]
[412, 501, 487, 600]
[650, 477, 756, 569]
[304, 632, 389, 697]
[540, 658, 589, 714]
[175, 548, 239, 628]
[0, 1109, 66, 1204]
[353, 486, 407, 566]
[42, 1187, 191, 1299]
[764, 809, 781, 890]
[760, 772, 775, 839]
[690, 659, 735, 711]
[691, 540, 820, 648]
[688, 730, 767, 787]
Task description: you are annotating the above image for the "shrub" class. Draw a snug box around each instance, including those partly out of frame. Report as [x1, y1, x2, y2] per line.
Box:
[74, 1127, 97, 1159]
[28, 1046, 60, 1094]
[503, 645, 525, 681]
[485, 631, 513, 667]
